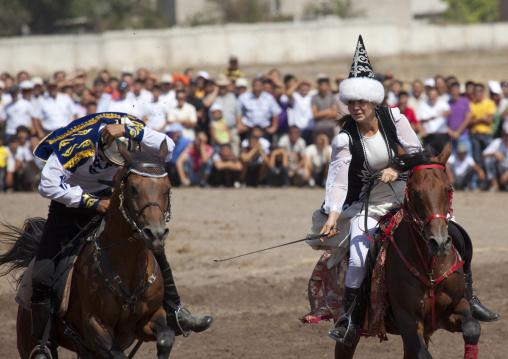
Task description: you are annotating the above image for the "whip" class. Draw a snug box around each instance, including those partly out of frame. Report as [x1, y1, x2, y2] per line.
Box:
[213, 233, 325, 262]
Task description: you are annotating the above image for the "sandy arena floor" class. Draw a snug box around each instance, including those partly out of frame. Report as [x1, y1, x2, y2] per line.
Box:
[0, 188, 506, 358]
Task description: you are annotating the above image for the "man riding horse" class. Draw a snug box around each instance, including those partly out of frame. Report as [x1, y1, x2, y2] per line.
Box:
[31, 112, 213, 358]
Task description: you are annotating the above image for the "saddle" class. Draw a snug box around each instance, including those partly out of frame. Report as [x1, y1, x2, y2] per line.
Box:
[16, 220, 103, 316]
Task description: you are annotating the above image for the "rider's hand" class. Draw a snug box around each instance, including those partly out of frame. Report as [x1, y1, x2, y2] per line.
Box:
[101, 124, 127, 146]
[380, 167, 398, 183]
[96, 199, 110, 214]
[319, 211, 340, 241]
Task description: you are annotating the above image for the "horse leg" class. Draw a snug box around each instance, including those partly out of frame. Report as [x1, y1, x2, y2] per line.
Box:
[400, 322, 432, 359]
[444, 299, 481, 359]
[83, 315, 129, 359]
[334, 335, 359, 359]
[137, 308, 175, 359]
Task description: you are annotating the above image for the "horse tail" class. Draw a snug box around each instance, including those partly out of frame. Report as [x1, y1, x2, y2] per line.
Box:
[0, 217, 46, 284]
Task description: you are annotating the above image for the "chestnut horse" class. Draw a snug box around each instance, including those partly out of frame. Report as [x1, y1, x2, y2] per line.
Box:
[335, 143, 481, 359]
[1, 141, 175, 358]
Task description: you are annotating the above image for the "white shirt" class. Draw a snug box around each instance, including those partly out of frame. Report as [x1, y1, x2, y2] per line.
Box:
[305, 144, 331, 173]
[1, 98, 36, 135]
[448, 154, 475, 178]
[416, 99, 451, 134]
[483, 138, 508, 169]
[145, 100, 168, 131]
[288, 92, 314, 130]
[37, 93, 78, 131]
[241, 137, 271, 164]
[107, 98, 136, 115]
[126, 89, 153, 118]
[168, 103, 197, 140]
[97, 93, 113, 113]
[38, 127, 175, 208]
[15, 142, 33, 162]
[324, 107, 422, 214]
[159, 90, 177, 112]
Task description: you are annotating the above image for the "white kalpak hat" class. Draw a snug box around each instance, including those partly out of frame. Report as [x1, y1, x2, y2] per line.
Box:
[339, 35, 385, 106]
[100, 117, 141, 166]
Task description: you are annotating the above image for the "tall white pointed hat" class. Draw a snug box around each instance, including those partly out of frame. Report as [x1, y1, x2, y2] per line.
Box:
[339, 35, 385, 105]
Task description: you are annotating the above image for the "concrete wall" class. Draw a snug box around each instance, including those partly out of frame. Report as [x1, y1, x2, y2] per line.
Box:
[1, 20, 508, 76]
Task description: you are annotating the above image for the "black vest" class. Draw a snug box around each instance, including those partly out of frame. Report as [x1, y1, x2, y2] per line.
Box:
[340, 106, 401, 210]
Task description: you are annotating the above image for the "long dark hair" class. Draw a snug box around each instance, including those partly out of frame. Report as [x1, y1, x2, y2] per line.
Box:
[390, 149, 432, 173]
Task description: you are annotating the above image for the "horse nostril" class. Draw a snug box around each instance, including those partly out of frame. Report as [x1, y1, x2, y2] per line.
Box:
[428, 236, 439, 252]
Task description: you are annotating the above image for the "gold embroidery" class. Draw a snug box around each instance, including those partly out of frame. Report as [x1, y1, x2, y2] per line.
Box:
[81, 194, 98, 209]
[62, 144, 78, 157]
[58, 137, 75, 150]
[73, 129, 93, 136]
[77, 139, 94, 149]
[63, 149, 95, 169]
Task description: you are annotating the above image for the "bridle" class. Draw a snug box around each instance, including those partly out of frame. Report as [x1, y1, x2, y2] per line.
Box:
[402, 164, 453, 236]
[118, 162, 172, 241]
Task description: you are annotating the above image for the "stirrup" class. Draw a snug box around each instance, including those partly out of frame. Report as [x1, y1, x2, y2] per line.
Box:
[29, 344, 53, 359]
[175, 305, 193, 338]
[328, 312, 354, 343]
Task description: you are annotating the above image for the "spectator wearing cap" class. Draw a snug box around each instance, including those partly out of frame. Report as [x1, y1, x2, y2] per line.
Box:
[408, 80, 427, 113]
[470, 83, 496, 173]
[91, 78, 112, 113]
[208, 103, 230, 151]
[483, 123, 508, 191]
[209, 143, 242, 188]
[488, 81, 505, 137]
[165, 122, 192, 187]
[107, 81, 135, 114]
[168, 90, 198, 140]
[237, 78, 281, 140]
[447, 142, 485, 191]
[159, 73, 177, 112]
[447, 82, 473, 156]
[1, 85, 39, 141]
[145, 84, 168, 133]
[126, 78, 152, 119]
[416, 87, 451, 154]
[235, 78, 248, 97]
[311, 74, 338, 143]
[176, 130, 214, 187]
[195, 71, 209, 99]
[35, 78, 78, 134]
[286, 78, 314, 145]
[224, 56, 244, 82]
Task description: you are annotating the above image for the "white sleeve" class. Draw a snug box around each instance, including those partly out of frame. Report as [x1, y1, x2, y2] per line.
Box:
[6, 151, 15, 172]
[482, 138, 501, 156]
[140, 127, 176, 162]
[38, 153, 83, 208]
[392, 107, 423, 154]
[323, 133, 351, 214]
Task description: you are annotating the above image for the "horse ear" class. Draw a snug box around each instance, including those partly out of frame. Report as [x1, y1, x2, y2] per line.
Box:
[116, 138, 132, 162]
[159, 139, 168, 160]
[397, 145, 407, 157]
[436, 141, 452, 165]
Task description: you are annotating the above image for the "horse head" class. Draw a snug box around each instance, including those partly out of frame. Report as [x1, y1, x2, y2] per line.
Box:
[115, 139, 171, 251]
[395, 143, 453, 258]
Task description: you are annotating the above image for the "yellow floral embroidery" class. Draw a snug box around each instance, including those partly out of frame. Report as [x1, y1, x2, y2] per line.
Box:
[58, 137, 75, 150]
[63, 149, 95, 169]
[73, 129, 93, 136]
[62, 144, 78, 157]
[81, 194, 98, 209]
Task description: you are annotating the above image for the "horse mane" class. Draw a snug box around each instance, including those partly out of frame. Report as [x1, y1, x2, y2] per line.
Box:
[390, 149, 433, 173]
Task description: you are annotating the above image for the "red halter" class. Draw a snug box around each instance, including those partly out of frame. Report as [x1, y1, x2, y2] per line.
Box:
[403, 164, 454, 233]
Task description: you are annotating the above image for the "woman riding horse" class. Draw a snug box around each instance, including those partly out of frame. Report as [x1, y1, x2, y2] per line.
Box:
[30, 112, 213, 358]
[307, 35, 499, 345]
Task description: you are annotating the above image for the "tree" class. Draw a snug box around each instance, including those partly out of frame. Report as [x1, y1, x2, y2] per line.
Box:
[303, 0, 363, 19]
[442, 0, 499, 23]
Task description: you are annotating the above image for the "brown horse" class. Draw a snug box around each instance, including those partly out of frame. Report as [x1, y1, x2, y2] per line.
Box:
[2, 141, 175, 358]
[335, 143, 481, 359]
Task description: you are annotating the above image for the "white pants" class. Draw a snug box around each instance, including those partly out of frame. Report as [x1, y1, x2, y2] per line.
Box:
[345, 215, 378, 288]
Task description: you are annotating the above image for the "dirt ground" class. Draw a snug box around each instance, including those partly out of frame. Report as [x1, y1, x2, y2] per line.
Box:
[0, 188, 506, 359]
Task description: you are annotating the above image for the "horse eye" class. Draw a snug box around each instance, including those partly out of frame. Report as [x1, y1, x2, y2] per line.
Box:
[130, 186, 139, 197]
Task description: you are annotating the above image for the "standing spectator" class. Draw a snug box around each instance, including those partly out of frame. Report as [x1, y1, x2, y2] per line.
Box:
[470, 83, 496, 173]
[273, 84, 291, 143]
[303, 133, 332, 188]
[417, 87, 451, 154]
[277, 125, 307, 186]
[287, 79, 314, 145]
[447, 82, 473, 155]
[168, 90, 198, 140]
[34, 79, 78, 135]
[165, 123, 192, 187]
[224, 56, 244, 83]
[195, 71, 209, 99]
[126, 78, 152, 119]
[1, 85, 38, 141]
[72, 78, 86, 103]
[176, 131, 214, 187]
[186, 79, 205, 129]
[446, 143, 485, 191]
[107, 82, 134, 114]
[394, 91, 419, 133]
[266, 147, 290, 187]
[237, 78, 281, 140]
[209, 143, 242, 188]
[145, 84, 168, 132]
[210, 74, 241, 156]
[208, 103, 230, 150]
[91, 78, 112, 113]
[159, 73, 177, 111]
[0, 137, 11, 191]
[408, 80, 427, 111]
[435, 75, 450, 102]
[240, 126, 270, 187]
[109, 77, 120, 100]
[311, 74, 338, 143]
[386, 80, 402, 106]
[501, 80, 508, 99]
[235, 77, 248, 97]
[463, 81, 475, 102]
[482, 124, 508, 191]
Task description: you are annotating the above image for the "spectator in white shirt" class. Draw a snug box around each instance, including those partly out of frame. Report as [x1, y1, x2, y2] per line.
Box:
[107, 82, 135, 115]
[417, 87, 451, 154]
[287, 79, 314, 145]
[303, 133, 332, 188]
[1, 85, 38, 141]
[483, 124, 508, 191]
[446, 142, 485, 191]
[168, 90, 198, 140]
[126, 78, 152, 119]
[92, 78, 113, 113]
[145, 84, 168, 132]
[277, 125, 307, 186]
[159, 73, 177, 112]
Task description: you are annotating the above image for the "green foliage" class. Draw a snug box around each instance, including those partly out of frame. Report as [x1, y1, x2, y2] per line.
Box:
[442, 0, 499, 23]
[303, 0, 363, 19]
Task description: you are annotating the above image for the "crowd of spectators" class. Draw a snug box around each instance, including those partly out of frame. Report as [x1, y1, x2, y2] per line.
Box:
[1, 56, 508, 193]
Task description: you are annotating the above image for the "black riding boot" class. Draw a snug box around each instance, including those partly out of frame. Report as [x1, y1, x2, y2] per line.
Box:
[328, 286, 366, 346]
[465, 270, 500, 322]
[31, 299, 55, 359]
[152, 249, 214, 335]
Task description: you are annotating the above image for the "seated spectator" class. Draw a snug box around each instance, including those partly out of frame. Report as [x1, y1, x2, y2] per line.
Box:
[277, 126, 306, 186]
[165, 123, 192, 187]
[176, 131, 214, 187]
[168, 90, 198, 140]
[303, 133, 332, 188]
[13, 126, 40, 191]
[2, 135, 19, 191]
[209, 143, 242, 188]
[209, 103, 231, 151]
[483, 124, 508, 191]
[240, 126, 270, 187]
[266, 147, 290, 187]
[446, 142, 485, 191]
